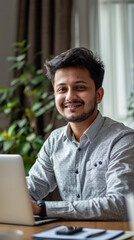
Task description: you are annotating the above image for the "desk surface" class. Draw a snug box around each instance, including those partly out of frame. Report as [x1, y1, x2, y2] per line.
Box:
[0, 220, 132, 240]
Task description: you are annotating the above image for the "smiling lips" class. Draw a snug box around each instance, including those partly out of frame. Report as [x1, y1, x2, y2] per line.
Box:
[63, 101, 84, 110]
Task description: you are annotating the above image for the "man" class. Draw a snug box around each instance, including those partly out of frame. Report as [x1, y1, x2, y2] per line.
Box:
[27, 47, 134, 220]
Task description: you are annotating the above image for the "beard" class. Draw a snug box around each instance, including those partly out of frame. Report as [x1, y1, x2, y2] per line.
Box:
[61, 97, 97, 123]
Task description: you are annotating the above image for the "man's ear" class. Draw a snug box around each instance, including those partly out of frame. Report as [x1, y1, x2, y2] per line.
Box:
[96, 87, 104, 104]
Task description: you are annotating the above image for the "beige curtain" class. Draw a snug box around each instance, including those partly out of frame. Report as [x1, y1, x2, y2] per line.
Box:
[16, 0, 73, 201]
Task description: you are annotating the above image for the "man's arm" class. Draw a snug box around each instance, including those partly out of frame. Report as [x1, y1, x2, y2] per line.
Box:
[28, 129, 134, 220]
[26, 137, 57, 200]
[30, 133, 134, 220]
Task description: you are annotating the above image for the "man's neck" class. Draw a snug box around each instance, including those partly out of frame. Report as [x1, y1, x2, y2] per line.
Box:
[70, 111, 98, 142]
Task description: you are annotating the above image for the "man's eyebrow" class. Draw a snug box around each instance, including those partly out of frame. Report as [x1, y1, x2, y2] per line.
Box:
[74, 80, 88, 84]
[55, 80, 88, 88]
[55, 83, 66, 88]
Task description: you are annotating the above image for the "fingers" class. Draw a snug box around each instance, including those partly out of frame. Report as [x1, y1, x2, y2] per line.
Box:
[31, 200, 41, 215]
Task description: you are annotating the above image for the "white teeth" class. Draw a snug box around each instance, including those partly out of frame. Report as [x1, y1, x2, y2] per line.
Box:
[66, 105, 80, 108]
[64, 102, 82, 108]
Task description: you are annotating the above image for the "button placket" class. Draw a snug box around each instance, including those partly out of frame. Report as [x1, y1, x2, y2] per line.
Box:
[77, 194, 80, 198]
[75, 144, 83, 200]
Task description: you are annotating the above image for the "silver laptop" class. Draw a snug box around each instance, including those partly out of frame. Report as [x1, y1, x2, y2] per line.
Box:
[0, 154, 57, 225]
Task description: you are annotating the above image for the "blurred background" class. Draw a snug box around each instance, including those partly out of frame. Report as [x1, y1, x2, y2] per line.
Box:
[0, 0, 134, 172]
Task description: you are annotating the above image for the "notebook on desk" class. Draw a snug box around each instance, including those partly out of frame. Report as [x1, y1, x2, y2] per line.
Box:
[0, 154, 57, 226]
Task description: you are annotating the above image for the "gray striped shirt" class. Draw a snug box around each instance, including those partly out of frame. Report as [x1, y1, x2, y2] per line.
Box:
[27, 112, 134, 220]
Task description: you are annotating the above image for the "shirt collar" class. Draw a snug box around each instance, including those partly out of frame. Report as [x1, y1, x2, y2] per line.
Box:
[64, 111, 105, 143]
[64, 123, 72, 141]
[83, 112, 104, 143]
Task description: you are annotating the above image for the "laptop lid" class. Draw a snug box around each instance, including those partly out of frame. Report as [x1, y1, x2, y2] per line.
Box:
[0, 154, 56, 225]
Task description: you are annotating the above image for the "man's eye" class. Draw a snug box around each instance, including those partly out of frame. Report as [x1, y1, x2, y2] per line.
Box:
[57, 87, 66, 92]
[76, 86, 86, 90]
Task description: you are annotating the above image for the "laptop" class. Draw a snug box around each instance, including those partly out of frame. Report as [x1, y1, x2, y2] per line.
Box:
[0, 154, 57, 225]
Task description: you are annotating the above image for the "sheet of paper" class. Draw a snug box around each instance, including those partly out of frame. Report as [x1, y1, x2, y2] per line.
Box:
[114, 231, 134, 240]
[32, 225, 125, 240]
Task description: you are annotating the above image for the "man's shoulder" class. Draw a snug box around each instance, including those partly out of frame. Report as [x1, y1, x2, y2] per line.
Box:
[49, 125, 67, 138]
[103, 116, 134, 136]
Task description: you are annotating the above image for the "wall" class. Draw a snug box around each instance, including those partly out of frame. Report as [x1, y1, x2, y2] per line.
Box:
[0, 0, 18, 128]
[0, 0, 18, 86]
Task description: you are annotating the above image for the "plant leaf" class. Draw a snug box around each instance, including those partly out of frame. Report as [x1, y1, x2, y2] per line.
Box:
[8, 123, 17, 136]
[16, 54, 26, 62]
[26, 133, 36, 142]
[17, 142, 31, 155]
[3, 140, 15, 151]
[44, 123, 53, 133]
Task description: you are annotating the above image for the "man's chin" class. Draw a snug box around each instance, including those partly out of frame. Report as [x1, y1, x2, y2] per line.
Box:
[62, 115, 89, 123]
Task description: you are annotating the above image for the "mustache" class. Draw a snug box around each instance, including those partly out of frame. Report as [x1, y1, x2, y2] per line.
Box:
[62, 100, 84, 107]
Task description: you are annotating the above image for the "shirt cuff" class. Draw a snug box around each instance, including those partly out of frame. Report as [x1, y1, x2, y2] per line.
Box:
[45, 201, 73, 219]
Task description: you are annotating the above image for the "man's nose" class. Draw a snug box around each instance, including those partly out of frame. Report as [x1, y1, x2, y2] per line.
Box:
[65, 88, 75, 101]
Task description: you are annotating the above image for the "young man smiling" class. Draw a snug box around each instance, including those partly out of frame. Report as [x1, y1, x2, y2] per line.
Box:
[54, 66, 103, 141]
[27, 47, 134, 220]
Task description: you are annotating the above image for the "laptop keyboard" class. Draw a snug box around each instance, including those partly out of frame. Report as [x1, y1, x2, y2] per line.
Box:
[34, 215, 48, 221]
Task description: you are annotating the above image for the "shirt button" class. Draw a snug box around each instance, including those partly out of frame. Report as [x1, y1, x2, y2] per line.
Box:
[78, 148, 81, 151]
[75, 170, 79, 174]
[77, 194, 80, 198]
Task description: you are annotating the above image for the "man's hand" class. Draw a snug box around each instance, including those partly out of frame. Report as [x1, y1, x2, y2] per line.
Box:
[31, 200, 41, 215]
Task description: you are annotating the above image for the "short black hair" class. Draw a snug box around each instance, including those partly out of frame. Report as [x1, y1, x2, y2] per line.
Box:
[44, 47, 105, 90]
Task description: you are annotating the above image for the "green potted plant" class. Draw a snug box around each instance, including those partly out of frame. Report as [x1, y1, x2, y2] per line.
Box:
[0, 40, 59, 174]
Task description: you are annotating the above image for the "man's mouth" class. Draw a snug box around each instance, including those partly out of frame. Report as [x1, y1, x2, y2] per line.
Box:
[62, 101, 84, 109]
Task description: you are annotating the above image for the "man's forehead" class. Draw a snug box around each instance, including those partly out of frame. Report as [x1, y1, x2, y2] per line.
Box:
[54, 67, 91, 84]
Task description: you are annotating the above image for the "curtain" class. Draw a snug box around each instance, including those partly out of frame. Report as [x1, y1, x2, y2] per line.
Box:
[98, 0, 134, 125]
[17, 0, 72, 68]
[16, 0, 73, 201]
[72, 0, 99, 51]
[16, 0, 72, 131]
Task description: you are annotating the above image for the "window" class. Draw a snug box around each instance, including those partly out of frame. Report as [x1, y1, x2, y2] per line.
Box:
[98, 0, 134, 125]
[72, 0, 134, 126]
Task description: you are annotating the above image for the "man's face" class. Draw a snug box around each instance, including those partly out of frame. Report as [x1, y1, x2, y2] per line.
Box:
[54, 66, 103, 123]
